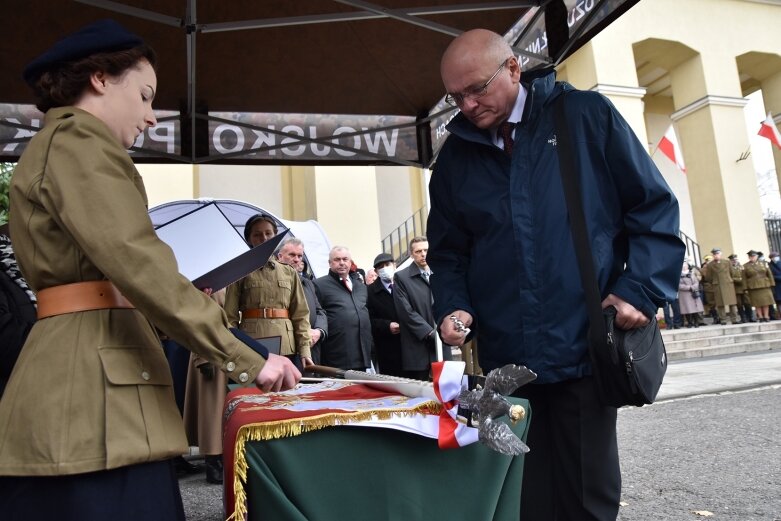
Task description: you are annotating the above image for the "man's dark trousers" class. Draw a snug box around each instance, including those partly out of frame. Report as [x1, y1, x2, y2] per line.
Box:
[513, 376, 620, 521]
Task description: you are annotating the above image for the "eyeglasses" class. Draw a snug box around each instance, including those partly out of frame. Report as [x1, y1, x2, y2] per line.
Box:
[445, 59, 510, 106]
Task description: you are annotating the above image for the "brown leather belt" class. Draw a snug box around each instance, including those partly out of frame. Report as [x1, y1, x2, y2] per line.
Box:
[36, 281, 135, 319]
[242, 307, 289, 319]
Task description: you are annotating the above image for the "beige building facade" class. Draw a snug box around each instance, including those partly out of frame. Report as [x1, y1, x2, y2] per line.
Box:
[140, 0, 781, 269]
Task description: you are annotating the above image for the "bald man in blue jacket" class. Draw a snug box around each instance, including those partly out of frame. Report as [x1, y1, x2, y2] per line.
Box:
[429, 29, 684, 520]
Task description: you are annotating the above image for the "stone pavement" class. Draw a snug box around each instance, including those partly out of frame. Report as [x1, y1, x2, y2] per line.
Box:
[658, 350, 781, 401]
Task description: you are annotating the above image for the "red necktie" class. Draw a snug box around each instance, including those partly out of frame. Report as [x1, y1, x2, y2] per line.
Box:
[341, 277, 352, 292]
[499, 121, 514, 156]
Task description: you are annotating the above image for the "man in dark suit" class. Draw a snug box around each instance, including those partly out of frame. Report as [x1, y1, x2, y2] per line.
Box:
[393, 236, 451, 381]
[277, 238, 328, 364]
[366, 252, 403, 377]
[315, 246, 373, 371]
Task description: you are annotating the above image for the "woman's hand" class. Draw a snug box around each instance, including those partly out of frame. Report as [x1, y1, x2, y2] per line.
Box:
[255, 354, 301, 392]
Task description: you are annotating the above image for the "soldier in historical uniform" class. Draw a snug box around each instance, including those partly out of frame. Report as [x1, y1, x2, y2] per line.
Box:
[743, 250, 775, 322]
[700, 254, 717, 323]
[702, 248, 740, 324]
[729, 253, 753, 323]
[0, 20, 300, 520]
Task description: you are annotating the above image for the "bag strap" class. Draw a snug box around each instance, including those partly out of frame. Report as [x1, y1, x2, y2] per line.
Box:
[552, 91, 606, 344]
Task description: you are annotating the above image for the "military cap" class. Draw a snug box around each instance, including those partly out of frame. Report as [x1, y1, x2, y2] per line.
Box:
[728, 254, 738, 260]
[372, 252, 394, 268]
[710, 247, 721, 254]
[771, 252, 780, 257]
[747, 250, 759, 256]
[23, 19, 144, 87]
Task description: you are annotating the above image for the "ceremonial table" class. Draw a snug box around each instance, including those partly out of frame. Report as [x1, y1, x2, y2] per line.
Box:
[223, 382, 531, 521]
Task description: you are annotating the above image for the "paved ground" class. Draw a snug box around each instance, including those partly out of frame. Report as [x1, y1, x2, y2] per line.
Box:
[180, 351, 781, 521]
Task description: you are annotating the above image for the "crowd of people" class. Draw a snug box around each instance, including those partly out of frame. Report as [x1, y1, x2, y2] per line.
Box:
[664, 247, 780, 328]
[171, 232, 445, 485]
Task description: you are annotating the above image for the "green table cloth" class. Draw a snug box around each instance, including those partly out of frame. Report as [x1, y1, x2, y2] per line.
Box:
[242, 398, 530, 521]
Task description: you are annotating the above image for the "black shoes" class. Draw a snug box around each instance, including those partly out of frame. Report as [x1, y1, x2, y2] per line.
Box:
[174, 456, 201, 476]
[205, 455, 224, 484]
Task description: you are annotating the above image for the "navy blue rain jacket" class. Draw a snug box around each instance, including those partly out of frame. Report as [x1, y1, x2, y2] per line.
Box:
[427, 68, 685, 384]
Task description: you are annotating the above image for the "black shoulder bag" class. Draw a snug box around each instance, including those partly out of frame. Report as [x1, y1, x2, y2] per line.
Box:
[553, 91, 667, 407]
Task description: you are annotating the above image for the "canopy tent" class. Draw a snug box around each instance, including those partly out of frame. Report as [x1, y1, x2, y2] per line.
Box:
[148, 199, 333, 277]
[0, 0, 639, 167]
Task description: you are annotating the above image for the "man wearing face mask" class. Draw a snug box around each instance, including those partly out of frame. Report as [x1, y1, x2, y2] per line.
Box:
[366, 253, 404, 377]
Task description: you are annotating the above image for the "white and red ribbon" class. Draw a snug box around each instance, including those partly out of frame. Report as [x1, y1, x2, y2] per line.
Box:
[431, 361, 480, 449]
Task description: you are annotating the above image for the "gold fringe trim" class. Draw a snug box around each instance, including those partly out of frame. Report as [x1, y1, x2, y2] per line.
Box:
[230, 402, 441, 520]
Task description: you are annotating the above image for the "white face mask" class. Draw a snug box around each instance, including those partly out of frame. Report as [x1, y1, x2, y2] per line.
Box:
[377, 266, 395, 282]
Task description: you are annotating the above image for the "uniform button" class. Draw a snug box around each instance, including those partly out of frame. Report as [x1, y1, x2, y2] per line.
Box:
[239, 372, 249, 383]
[141, 371, 151, 381]
[226, 361, 236, 372]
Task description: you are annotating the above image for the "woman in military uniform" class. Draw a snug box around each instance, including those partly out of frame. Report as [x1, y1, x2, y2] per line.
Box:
[730, 253, 753, 323]
[225, 214, 313, 366]
[0, 20, 299, 520]
[743, 250, 775, 322]
[700, 255, 716, 323]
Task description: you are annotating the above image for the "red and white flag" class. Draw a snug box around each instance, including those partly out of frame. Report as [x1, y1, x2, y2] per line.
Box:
[657, 125, 686, 173]
[758, 112, 781, 150]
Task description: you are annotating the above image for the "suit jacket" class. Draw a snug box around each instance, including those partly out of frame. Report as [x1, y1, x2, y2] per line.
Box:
[315, 271, 373, 370]
[2, 107, 265, 476]
[301, 275, 328, 364]
[393, 265, 452, 371]
[366, 278, 403, 376]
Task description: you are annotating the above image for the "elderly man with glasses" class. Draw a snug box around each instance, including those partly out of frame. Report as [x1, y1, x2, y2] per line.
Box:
[427, 29, 684, 520]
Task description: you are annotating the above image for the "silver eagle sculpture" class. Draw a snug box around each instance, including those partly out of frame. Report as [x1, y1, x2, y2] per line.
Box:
[457, 364, 537, 456]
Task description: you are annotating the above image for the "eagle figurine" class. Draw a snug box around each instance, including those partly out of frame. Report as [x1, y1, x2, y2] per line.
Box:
[457, 364, 537, 456]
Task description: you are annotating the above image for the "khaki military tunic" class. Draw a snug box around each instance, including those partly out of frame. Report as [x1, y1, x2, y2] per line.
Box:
[731, 263, 751, 306]
[225, 260, 311, 358]
[1, 107, 265, 476]
[743, 261, 775, 307]
[702, 259, 737, 306]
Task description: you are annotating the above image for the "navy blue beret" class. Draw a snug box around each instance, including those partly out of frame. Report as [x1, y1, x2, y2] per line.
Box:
[23, 19, 144, 87]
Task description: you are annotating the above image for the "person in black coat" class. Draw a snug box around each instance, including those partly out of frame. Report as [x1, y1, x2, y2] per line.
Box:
[366, 253, 403, 377]
[0, 230, 37, 398]
[277, 238, 328, 364]
[393, 237, 451, 381]
[314, 246, 372, 371]
[769, 252, 781, 317]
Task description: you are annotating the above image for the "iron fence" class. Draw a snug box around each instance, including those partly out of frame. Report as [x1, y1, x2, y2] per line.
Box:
[381, 207, 427, 264]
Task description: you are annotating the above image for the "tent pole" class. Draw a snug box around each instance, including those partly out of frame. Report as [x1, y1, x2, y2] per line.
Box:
[186, 0, 197, 162]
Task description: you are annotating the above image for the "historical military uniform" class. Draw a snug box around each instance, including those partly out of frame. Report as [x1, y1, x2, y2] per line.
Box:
[743, 260, 775, 309]
[225, 259, 312, 358]
[730, 255, 753, 322]
[2, 107, 266, 477]
[702, 257, 739, 324]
